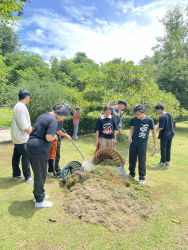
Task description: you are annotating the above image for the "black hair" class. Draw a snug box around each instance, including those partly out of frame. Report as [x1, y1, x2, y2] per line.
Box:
[103, 105, 112, 112]
[118, 100, 127, 106]
[134, 104, 146, 113]
[154, 104, 164, 110]
[18, 89, 31, 100]
[51, 103, 72, 116]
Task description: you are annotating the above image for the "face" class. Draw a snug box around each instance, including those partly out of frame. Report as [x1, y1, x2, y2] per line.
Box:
[56, 115, 67, 122]
[155, 109, 162, 115]
[25, 95, 30, 104]
[118, 104, 125, 110]
[104, 110, 111, 118]
[135, 111, 145, 120]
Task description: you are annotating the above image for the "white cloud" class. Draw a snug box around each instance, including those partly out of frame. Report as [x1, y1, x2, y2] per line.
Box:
[18, 0, 188, 64]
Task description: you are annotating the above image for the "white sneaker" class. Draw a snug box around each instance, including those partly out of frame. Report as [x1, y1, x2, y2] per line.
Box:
[35, 200, 53, 208]
[33, 195, 49, 202]
[155, 163, 166, 167]
[13, 175, 24, 179]
[26, 177, 34, 184]
[129, 174, 136, 179]
[165, 162, 170, 166]
[73, 136, 78, 139]
[139, 180, 145, 185]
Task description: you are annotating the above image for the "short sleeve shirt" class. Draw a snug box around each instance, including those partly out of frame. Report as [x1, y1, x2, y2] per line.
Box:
[130, 115, 155, 146]
[158, 112, 174, 138]
[95, 115, 118, 139]
[27, 113, 57, 154]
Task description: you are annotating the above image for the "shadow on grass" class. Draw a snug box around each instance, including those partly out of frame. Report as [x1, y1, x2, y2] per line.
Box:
[8, 200, 36, 219]
[0, 177, 25, 189]
[147, 165, 168, 171]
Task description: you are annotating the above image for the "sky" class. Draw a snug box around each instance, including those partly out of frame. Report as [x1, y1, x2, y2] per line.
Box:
[16, 0, 188, 64]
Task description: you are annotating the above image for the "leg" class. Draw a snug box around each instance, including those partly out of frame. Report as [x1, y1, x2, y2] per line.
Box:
[160, 138, 168, 163]
[129, 144, 138, 177]
[28, 152, 48, 203]
[48, 159, 54, 173]
[73, 125, 78, 138]
[54, 137, 61, 176]
[138, 144, 147, 180]
[12, 144, 21, 177]
[16, 143, 31, 180]
[166, 137, 173, 162]
[106, 139, 115, 149]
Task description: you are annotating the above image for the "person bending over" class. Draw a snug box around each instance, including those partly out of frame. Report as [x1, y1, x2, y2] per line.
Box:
[128, 105, 158, 185]
[96, 105, 118, 150]
[154, 104, 174, 167]
[111, 100, 127, 134]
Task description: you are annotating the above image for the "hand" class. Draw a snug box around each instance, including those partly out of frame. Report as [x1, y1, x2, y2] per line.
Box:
[114, 140, 117, 145]
[128, 137, 132, 143]
[66, 135, 72, 141]
[96, 141, 98, 147]
[31, 127, 33, 131]
[119, 129, 122, 134]
[54, 134, 58, 141]
[152, 145, 158, 152]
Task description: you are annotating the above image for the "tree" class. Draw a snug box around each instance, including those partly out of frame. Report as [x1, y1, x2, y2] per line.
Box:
[0, 0, 23, 24]
[0, 24, 21, 56]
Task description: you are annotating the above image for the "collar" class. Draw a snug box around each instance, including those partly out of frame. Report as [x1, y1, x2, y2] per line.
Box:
[101, 115, 112, 119]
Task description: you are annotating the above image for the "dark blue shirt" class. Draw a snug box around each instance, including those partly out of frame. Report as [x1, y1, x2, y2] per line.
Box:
[158, 112, 174, 138]
[130, 115, 155, 146]
[96, 115, 118, 139]
[27, 113, 57, 154]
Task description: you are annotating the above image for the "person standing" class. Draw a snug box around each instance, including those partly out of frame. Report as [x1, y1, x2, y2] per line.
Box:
[11, 89, 33, 184]
[111, 100, 127, 134]
[96, 105, 118, 150]
[73, 106, 81, 139]
[27, 103, 72, 208]
[128, 105, 158, 184]
[48, 103, 72, 177]
[154, 104, 174, 167]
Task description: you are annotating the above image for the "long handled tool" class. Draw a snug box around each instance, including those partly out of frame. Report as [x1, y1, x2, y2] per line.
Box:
[112, 143, 130, 179]
[62, 128, 96, 171]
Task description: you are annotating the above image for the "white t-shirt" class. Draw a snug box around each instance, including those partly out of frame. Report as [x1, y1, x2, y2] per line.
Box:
[11, 102, 31, 144]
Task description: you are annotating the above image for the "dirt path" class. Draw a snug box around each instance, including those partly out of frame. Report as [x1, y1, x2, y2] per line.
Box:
[0, 129, 11, 142]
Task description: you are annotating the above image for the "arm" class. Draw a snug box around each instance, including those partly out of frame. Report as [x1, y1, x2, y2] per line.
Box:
[46, 134, 58, 142]
[128, 126, 134, 143]
[24, 128, 32, 135]
[118, 112, 122, 134]
[114, 130, 117, 145]
[152, 130, 158, 151]
[96, 131, 99, 147]
[56, 130, 71, 140]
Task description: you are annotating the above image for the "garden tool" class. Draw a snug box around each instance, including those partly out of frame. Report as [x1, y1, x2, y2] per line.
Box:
[93, 144, 99, 155]
[62, 161, 82, 181]
[62, 128, 96, 171]
[49, 140, 58, 176]
[112, 143, 130, 179]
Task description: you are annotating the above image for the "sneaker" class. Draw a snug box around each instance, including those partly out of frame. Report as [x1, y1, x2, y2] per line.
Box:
[139, 180, 145, 185]
[33, 195, 49, 202]
[35, 200, 53, 208]
[129, 174, 136, 179]
[165, 162, 170, 166]
[73, 136, 78, 139]
[53, 174, 62, 178]
[47, 171, 53, 175]
[13, 175, 24, 180]
[26, 177, 34, 184]
[155, 162, 166, 167]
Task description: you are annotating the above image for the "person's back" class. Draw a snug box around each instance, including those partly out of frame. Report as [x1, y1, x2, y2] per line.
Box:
[158, 112, 174, 139]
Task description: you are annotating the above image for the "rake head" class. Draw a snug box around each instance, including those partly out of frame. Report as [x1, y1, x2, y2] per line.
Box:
[112, 166, 128, 179]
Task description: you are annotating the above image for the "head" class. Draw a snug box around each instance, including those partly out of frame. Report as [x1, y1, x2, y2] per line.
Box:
[18, 89, 31, 104]
[52, 102, 72, 121]
[103, 105, 112, 118]
[116, 100, 127, 110]
[154, 104, 164, 115]
[76, 106, 81, 111]
[134, 104, 146, 120]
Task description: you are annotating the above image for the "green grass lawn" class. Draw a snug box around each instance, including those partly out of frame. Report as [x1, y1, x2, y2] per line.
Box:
[0, 108, 13, 128]
[0, 122, 188, 250]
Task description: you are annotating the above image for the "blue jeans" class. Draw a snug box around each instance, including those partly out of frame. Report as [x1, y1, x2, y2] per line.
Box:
[73, 124, 78, 137]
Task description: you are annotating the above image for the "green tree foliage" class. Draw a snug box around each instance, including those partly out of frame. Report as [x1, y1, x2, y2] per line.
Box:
[0, 24, 21, 56]
[152, 4, 188, 108]
[0, 0, 23, 24]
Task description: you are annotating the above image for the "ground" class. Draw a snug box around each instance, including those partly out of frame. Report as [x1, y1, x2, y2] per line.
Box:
[0, 121, 188, 249]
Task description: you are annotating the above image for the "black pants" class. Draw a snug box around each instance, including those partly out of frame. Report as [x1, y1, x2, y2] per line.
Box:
[12, 143, 31, 180]
[160, 136, 173, 163]
[48, 137, 61, 176]
[28, 152, 49, 203]
[129, 143, 147, 181]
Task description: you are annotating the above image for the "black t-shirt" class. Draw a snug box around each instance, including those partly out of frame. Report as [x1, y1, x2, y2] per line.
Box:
[27, 113, 57, 154]
[130, 115, 155, 146]
[158, 112, 174, 138]
[95, 115, 118, 139]
[56, 120, 63, 139]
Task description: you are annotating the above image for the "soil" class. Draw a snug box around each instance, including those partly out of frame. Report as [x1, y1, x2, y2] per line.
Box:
[61, 171, 155, 234]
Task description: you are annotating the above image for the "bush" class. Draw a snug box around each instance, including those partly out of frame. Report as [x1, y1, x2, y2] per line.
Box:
[176, 110, 188, 122]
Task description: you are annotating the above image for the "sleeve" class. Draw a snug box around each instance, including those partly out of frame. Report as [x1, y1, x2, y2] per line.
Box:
[14, 108, 30, 131]
[113, 116, 118, 130]
[150, 118, 155, 130]
[46, 119, 58, 135]
[159, 116, 164, 129]
[56, 121, 63, 132]
[95, 118, 101, 131]
[117, 111, 122, 129]
[130, 117, 135, 127]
